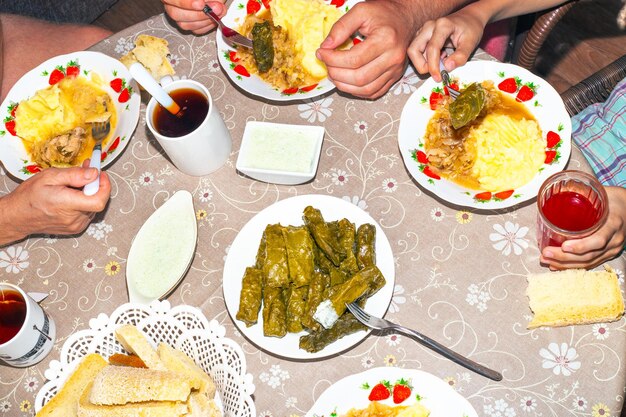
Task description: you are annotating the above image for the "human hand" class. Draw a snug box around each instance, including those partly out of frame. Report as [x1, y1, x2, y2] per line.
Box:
[162, 0, 226, 35]
[315, 0, 418, 99]
[408, 8, 486, 82]
[0, 166, 111, 245]
[540, 186, 626, 270]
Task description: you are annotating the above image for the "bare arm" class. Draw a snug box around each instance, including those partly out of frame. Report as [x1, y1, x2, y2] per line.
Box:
[408, 0, 569, 80]
[317, 0, 471, 99]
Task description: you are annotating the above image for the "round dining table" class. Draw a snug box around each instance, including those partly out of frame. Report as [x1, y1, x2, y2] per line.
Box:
[1, 12, 625, 417]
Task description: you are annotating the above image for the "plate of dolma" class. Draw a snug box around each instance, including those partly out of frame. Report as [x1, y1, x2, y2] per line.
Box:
[215, 0, 361, 102]
[398, 60, 571, 209]
[305, 367, 478, 417]
[222, 194, 395, 359]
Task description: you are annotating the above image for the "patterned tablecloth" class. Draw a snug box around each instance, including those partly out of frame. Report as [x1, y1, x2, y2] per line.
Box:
[1, 13, 625, 417]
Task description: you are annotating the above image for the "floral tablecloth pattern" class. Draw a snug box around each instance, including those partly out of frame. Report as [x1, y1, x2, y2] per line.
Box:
[1, 13, 625, 417]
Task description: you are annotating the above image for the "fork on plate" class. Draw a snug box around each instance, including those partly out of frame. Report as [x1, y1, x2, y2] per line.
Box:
[83, 119, 111, 196]
[203, 5, 253, 49]
[440, 60, 459, 100]
[346, 302, 503, 381]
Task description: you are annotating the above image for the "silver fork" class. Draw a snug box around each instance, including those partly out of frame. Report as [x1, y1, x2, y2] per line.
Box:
[346, 302, 502, 381]
[83, 119, 111, 196]
[440, 59, 459, 100]
[203, 5, 253, 49]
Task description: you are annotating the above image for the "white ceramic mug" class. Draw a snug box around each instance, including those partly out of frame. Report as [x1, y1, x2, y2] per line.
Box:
[0, 284, 55, 367]
[146, 78, 232, 176]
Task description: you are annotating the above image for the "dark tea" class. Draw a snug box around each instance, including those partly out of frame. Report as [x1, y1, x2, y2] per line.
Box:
[153, 88, 209, 137]
[0, 289, 27, 345]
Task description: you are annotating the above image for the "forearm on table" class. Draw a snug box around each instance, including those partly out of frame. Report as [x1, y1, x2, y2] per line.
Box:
[461, 0, 569, 25]
[0, 195, 28, 246]
[385, 0, 473, 31]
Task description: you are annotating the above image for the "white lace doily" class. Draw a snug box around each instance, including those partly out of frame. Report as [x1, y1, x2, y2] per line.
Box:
[34, 300, 256, 417]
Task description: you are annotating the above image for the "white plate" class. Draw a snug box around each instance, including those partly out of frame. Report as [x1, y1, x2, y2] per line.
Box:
[0, 51, 140, 180]
[306, 367, 478, 417]
[398, 61, 571, 209]
[35, 300, 256, 417]
[126, 190, 197, 304]
[216, 0, 359, 101]
[222, 194, 395, 359]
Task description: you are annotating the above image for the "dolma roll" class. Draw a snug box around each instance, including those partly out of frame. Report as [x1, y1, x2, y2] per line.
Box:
[263, 286, 287, 337]
[303, 206, 345, 266]
[356, 223, 376, 269]
[302, 271, 330, 331]
[314, 245, 348, 286]
[255, 228, 268, 269]
[299, 312, 367, 353]
[282, 226, 314, 287]
[285, 286, 309, 333]
[337, 218, 359, 275]
[313, 265, 382, 329]
[263, 224, 290, 288]
[251, 21, 274, 73]
[236, 267, 264, 327]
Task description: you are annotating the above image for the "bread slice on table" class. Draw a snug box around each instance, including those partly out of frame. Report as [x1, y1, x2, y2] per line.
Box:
[78, 382, 188, 417]
[527, 265, 625, 329]
[157, 342, 217, 398]
[119, 34, 175, 81]
[114, 324, 167, 370]
[36, 353, 108, 417]
[89, 365, 199, 405]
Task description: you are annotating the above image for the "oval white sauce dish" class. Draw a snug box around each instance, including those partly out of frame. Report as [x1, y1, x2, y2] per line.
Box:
[126, 190, 197, 304]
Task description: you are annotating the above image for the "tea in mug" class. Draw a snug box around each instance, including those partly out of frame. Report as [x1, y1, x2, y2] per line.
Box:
[153, 88, 209, 137]
[0, 289, 27, 345]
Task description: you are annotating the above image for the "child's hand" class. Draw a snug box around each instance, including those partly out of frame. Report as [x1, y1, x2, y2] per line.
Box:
[408, 8, 487, 82]
[540, 186, 626, 270]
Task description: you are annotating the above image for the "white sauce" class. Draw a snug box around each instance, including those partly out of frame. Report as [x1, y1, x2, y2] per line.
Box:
[128, 191, 196, 300]
[313, 299, 339, 329]
[242, 123, 319, 173]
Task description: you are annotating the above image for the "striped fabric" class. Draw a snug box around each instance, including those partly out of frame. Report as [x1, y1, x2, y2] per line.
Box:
[571, 76, 626, 187]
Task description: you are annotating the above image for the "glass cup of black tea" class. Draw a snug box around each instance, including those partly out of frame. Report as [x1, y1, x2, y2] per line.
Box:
[146, 78, 232, 176]
[0, 283, 55, 367]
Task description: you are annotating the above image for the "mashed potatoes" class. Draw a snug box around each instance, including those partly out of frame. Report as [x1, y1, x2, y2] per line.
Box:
[15, 74, 115, 167]
[271, 0, 342, 79]
[424, 81, 545, 191]
[237, 0, 344, 89]
[342, 402, 430, 417]
[470, 113, 545, 191]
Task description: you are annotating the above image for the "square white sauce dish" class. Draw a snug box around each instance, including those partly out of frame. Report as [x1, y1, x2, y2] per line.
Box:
[236, 121, 324, 185]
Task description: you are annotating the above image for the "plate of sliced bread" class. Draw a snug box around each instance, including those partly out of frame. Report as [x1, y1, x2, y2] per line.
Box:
[35, 301, 255, 417]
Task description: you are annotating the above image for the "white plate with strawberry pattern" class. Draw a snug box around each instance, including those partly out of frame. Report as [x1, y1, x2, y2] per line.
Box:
[398, 61, 571, 210]
[0, 51, 140, 181]
[305, 367, 478, 417]
[215, 0, 360, 101]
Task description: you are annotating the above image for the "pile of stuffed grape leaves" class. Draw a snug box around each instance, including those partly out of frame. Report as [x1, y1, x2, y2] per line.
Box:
[236, 205, 386, 353]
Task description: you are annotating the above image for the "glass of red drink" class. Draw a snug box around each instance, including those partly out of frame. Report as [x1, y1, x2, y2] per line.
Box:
[537, 170, 609, 251]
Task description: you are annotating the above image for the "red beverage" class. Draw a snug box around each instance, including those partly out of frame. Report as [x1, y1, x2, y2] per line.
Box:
[0, 289, 27, 344]
[537, 171, 608, 250]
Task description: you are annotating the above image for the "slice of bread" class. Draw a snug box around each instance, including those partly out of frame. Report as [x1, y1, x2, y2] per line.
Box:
[527, 266, 625, 329]
[78, 382, 188, 417]
[36, 354, 108, 417]
[89, 365, 198, 405]
[187, 392, 222, 417]
[120, 35, 175, 81]
[114, 325, 166, 370]
[157, 343, 216, 398]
